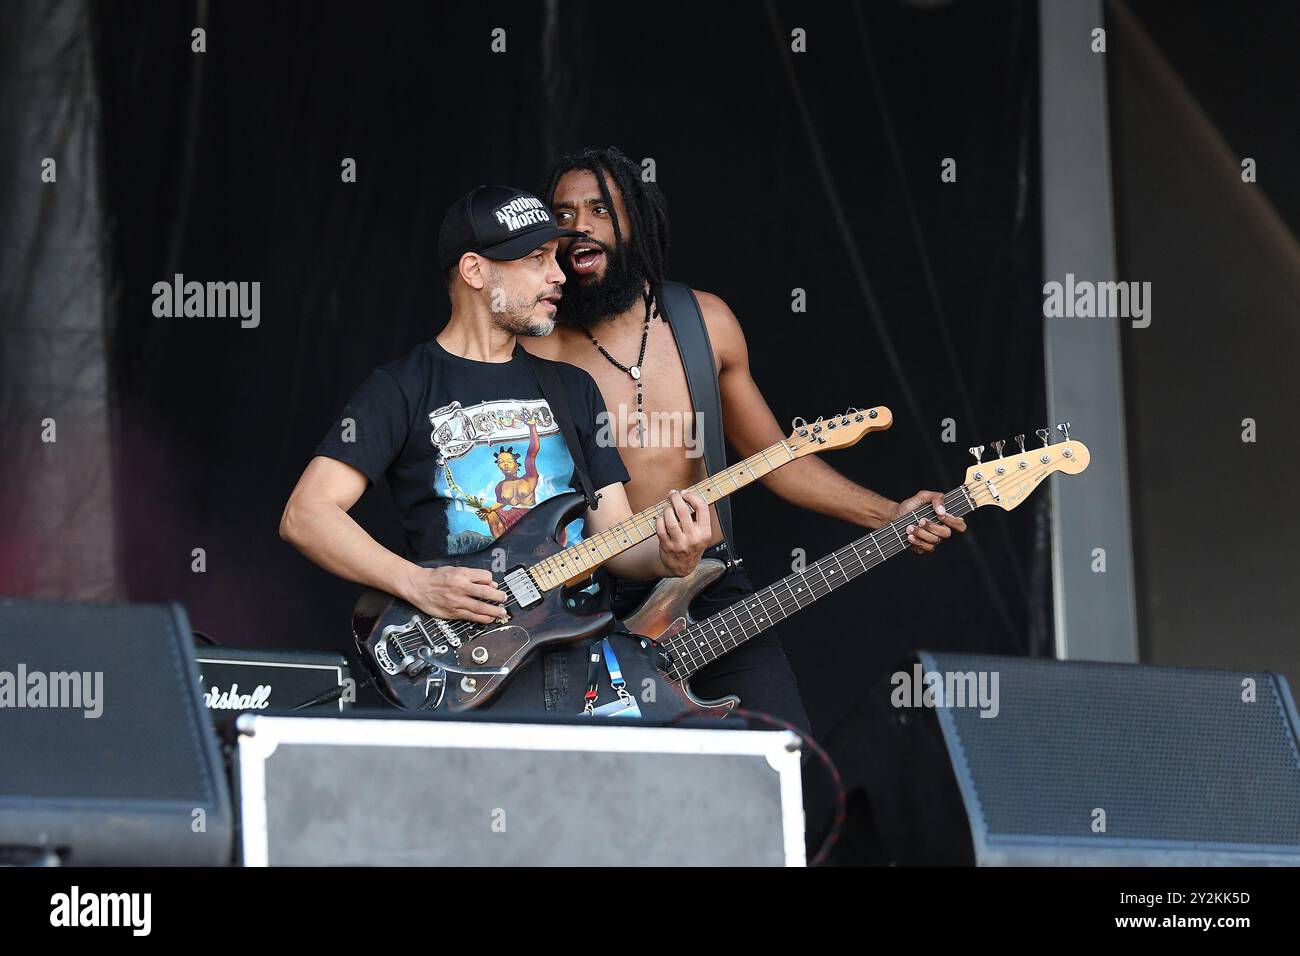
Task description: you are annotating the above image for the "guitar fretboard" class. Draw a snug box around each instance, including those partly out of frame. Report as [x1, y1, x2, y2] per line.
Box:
[662, 484, 976, 680]
[528, 440, 797, 590]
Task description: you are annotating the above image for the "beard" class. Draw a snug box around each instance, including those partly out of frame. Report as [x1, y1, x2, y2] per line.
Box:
[488, 267, 557, 338]
[556, 240, 648, 330]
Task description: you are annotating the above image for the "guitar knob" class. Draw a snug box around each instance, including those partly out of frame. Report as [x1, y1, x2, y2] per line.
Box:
[1036, 428, 1051, 447]
[968, 445, 985, 464]
[1057, 421, 1072, 442]
[1015, 434, 1026, 454]
[991, 440, 1006, 458]
[471, 646, 489, 664]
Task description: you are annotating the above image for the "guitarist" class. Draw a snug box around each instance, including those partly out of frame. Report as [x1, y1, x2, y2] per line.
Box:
[280, 186, 712, 634]
[525, 148, 968, 732]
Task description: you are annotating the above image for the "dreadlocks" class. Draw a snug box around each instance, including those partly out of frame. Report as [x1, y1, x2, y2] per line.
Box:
[542, 146, 671, 322]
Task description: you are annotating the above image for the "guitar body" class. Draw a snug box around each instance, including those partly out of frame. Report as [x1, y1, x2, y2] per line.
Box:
[619, 557, 741, 719]
[353, 492, 614, 711]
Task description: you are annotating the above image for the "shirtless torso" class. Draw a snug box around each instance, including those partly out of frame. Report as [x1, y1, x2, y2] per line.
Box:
[524, 304, 729, 548]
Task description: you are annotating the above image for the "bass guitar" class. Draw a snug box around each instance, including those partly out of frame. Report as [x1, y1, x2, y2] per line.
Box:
[621, 426, 1091, 716]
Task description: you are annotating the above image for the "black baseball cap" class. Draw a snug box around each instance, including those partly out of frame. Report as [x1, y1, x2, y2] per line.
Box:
[438, 185, 583, 272]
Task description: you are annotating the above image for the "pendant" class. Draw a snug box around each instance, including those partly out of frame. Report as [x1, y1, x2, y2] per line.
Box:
[629, 365, 640, 380]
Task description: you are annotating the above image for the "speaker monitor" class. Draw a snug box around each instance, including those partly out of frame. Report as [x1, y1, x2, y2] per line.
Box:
[0, 599, 233, 865]
[842, 652, 1300, 865]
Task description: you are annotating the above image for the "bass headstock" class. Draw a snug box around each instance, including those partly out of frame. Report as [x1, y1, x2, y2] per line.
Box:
[962, 424, 1090, 511]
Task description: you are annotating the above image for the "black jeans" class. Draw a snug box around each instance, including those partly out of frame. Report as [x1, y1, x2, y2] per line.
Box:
[607, 544, 812, 735]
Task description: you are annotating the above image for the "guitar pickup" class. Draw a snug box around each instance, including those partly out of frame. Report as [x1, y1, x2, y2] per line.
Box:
[503, 567, 542, 608]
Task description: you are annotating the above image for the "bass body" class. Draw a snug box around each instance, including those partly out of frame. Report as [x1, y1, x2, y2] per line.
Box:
[619, 557, 738, 718]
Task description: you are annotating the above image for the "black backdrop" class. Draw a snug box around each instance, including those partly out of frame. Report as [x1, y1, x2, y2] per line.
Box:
[93, 0, 1045, 742]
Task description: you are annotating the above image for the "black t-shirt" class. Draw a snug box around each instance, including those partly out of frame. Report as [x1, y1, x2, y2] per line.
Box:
[315, 339, 629, 560]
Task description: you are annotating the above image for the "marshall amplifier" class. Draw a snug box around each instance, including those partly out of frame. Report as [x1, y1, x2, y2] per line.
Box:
[194, 647, 354, 726]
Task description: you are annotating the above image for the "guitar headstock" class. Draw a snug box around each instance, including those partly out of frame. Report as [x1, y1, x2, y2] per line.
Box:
[962, 424, 1090, 511]
[786, 407, 893, 458]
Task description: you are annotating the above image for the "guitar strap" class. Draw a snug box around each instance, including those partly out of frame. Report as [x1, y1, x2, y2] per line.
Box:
[658, 280, 736, 551]
[523, 348, 600, 512]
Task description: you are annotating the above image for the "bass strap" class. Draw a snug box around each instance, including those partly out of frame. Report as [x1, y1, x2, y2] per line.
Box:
[658, 280, 735, 550]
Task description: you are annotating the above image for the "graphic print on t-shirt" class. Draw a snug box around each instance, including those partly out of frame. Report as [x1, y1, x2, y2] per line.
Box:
[429, 397, 582, 555]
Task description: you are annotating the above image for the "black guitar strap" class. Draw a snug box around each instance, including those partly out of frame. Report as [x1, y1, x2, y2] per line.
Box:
[523, 349, 600, 511]
[658, 280, 735, 550]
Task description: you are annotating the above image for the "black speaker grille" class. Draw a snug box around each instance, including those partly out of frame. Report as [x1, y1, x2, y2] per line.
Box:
[924, 653, 1300, 846]
[0, 600, 220, 806]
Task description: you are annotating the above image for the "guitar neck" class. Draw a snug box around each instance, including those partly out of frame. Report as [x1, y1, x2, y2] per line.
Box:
[664, 484, 977, 681]
[528, 439, 797, 590]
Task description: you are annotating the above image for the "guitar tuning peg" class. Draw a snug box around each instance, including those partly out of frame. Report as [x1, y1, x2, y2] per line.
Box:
[1015, 434, 1026, 454]
[968, 445, 985, 464]
[991, 440, 1006, 458]
[1036, 428, 1051, 447]
[1057, 421, 1072, 442]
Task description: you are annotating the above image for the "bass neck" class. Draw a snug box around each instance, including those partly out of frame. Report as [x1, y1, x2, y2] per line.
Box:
[663, 486, 977, 681]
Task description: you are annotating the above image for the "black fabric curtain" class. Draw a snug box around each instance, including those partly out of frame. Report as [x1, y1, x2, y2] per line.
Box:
[0, 0, 118, 601]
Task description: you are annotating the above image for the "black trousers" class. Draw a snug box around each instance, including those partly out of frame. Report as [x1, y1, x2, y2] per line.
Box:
[606, 544, 813, 735]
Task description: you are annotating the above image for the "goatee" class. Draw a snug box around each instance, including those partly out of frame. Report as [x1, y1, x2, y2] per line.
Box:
[556, 241, 648, 329]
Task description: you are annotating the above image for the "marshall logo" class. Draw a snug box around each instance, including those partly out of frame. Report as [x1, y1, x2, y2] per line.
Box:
[200, 676, 272, 711]
[494, 195, 551, 232]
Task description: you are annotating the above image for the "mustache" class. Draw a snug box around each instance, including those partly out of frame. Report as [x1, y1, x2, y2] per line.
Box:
[535, 285, 563, 303]
[567, 237, 614, 258]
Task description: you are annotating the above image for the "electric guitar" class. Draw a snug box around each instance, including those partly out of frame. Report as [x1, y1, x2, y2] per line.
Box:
[621, 425, 1091, 716]
[353, 406, 893, 710]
